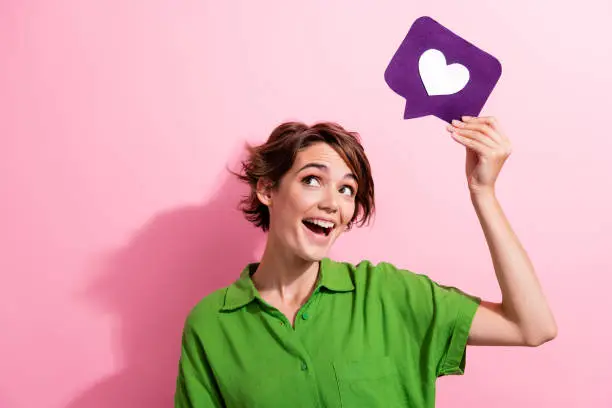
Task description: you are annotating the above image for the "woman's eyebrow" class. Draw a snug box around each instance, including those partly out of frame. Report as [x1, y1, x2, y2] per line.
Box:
[297, 162, 357, 182]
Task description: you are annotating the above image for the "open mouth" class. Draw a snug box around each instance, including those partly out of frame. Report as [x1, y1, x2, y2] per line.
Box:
[302, 219, 334, 237]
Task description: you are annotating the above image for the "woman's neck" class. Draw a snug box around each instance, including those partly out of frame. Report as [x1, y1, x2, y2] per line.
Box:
[251, 243, 320, 307]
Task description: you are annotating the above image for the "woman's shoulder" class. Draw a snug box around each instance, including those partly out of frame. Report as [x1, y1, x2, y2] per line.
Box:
[183, 285, 232, 328]
[329, 257, 427, 283]
[333, 257, 478, 315]
[341, 258, 471, 293]
[326, 258, 441, 299]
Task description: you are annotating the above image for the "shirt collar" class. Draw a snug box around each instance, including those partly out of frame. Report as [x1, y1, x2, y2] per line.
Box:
[318, 257, 355, 293]
[220, 257, 355, 312]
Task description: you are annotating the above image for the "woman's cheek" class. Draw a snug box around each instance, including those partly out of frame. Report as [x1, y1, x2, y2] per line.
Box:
[342, 201, 356, 224]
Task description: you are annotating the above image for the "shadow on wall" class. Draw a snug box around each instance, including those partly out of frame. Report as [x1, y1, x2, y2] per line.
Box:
[67, 169, 264, 408]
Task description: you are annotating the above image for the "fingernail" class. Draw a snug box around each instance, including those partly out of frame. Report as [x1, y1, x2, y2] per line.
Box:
[446, 125, 454, 132]
[451, 119, 461, 126]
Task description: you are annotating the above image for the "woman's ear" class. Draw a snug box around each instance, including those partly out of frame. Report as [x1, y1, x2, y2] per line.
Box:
[255, 177, 274, 207]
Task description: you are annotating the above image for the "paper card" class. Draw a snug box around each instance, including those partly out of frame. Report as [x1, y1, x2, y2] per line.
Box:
[384, 16, 502, 123]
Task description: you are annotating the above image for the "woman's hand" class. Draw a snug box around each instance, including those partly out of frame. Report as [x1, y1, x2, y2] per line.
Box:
[447, 116, 512, 196]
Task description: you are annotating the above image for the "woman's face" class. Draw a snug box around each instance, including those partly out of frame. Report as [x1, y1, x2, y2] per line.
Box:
[261, 142, 358, 262]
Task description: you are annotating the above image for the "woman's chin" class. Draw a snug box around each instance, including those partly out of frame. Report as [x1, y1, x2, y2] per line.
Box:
[297, 241, 331, 262]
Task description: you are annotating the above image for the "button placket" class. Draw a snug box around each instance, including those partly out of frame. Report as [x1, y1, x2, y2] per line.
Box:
[295, 288, 321, 330]
[259, 300, 291, 329]
[278, 314, 292, 329]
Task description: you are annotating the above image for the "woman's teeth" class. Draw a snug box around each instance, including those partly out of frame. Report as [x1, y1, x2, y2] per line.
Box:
[304, 218, 335, 229]
[303, 219, 334, 236]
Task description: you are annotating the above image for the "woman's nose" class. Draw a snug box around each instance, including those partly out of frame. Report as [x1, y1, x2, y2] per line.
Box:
[318, 188, 339, 213]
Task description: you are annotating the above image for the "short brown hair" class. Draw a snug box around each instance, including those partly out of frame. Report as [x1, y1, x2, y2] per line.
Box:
[232, 121, 375, 232]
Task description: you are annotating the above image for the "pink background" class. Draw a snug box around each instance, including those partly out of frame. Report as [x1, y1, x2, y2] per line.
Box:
[1, 1, 611, 407]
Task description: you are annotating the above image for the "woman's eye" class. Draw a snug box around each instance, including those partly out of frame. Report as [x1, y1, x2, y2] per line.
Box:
[340, 186, 355, 196]
[303, 176, 320, 186]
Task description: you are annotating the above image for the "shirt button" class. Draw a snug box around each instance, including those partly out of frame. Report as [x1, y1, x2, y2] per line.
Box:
[301, 361, 308, 371]
[302, 312, 309, 320]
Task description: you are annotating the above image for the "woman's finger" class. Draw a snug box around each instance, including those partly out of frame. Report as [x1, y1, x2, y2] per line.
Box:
[451, 119, 503, 144]
[447, 126, 497, 149]
[462, 115, 498, 127]
[450, 131, 491, 155]
[462, 116, 508, 140]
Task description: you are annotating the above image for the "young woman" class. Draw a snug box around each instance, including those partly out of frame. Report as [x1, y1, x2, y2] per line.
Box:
[175, 117, 557, 407]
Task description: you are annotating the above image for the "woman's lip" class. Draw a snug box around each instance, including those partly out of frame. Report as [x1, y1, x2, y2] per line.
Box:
[302, 222, 333, 243]
[302, 218, 336, 228]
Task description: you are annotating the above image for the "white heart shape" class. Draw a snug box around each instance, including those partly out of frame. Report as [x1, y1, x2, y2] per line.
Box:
[418, 49, 470, 96]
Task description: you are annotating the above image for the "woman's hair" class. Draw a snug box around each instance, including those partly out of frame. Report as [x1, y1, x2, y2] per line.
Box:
[232, 121, 375, 232]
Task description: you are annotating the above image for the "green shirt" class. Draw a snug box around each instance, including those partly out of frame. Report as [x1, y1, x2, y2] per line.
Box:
[175, 257, 481, 408]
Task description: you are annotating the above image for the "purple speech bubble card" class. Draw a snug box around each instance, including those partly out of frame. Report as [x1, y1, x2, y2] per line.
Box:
[384, 16, 502, 123]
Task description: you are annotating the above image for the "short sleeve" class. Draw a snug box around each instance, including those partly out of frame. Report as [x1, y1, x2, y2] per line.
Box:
[175, 316, 225, 407]
[381, 263, 481, 378]
[427, 280, 481, 377]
